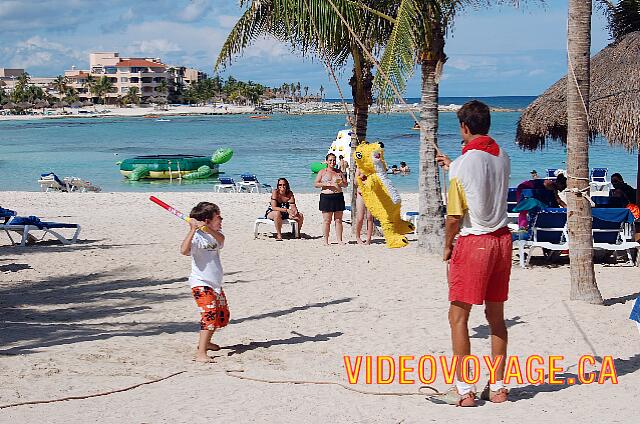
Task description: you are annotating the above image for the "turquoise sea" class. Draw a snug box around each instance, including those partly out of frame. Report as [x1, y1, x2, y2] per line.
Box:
[0, 96, 637, 193]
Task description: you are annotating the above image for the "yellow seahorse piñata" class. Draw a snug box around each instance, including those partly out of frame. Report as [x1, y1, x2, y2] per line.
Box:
[354, 142, 414, 248]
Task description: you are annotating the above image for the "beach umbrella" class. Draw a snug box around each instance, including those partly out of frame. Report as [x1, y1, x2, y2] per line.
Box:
[17, 102, 32, 110]
[4, 101, 16, 110]
[70, 101, 83, 108]
[516, 31, 640, 203]
[53, 101, 68, 108]
[34, 100, 49, 109]
[82, 100, 93, 107]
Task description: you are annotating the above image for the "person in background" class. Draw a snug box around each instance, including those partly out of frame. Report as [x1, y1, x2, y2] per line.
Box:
[315, 153, 348, 245]
[530, 170, 539, 179]
[355, 167, 375, 245]
[338, 155, 349, 174]
[388, 164, 400, 174]
[399, 161, 411, 174]
[611, 173, 637, 204]
[265, 177, 304, 240]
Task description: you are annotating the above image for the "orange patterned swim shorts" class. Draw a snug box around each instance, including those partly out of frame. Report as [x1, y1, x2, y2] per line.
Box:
[191, 286, 230, 330]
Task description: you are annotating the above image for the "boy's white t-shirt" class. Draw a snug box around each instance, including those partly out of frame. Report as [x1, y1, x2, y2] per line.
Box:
[189, 230, 224, 292]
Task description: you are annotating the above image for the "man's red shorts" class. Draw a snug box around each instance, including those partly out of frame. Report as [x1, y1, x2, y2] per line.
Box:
[448, 227, 512, 305]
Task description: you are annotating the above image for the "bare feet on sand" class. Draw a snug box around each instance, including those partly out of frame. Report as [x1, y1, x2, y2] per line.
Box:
[197, 343, 221, 351]
[195, 353, 215, 363]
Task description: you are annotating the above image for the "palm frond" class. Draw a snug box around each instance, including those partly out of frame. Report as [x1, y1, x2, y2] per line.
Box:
[373, 0, 420, 107]
[609, 0, 640, 41]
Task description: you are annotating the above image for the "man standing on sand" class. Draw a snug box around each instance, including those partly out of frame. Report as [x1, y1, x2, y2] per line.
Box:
[432, 100, 511, 406]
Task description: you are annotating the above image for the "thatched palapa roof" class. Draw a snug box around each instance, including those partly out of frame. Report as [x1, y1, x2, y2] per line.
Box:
[516, 31, 640, 152]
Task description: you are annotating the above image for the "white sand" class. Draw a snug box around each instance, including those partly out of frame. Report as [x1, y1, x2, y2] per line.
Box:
[0, 104, 254, 121]
[0, 191, 639, 422]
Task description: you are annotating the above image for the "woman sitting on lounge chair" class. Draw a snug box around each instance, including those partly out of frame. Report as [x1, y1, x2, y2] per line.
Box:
[265, 178, 304, 240]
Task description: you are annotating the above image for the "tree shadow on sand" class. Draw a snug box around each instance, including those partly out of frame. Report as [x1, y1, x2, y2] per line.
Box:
[224, 331, 343, 356]
[230, 298, 352, 324]
[0, 268, 189, 355]
[509, 354, 640, 401]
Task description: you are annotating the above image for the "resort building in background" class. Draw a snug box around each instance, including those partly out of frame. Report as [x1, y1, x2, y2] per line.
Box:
[0, 68, 56, 92]
[1, 53, 208, 104]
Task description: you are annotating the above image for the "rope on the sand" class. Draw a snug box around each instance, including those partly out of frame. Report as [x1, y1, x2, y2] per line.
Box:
[0, 371, 185, 410]
[224, 369, 443, 397]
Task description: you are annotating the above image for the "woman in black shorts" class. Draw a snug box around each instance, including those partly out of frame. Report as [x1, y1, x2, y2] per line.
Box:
[265, 178, 304, 240]
[314, 153, 348, 245]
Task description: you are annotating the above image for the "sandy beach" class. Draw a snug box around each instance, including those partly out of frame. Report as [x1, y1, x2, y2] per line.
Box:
[1, 191, 639, 422]
[0, 102, 522, 122]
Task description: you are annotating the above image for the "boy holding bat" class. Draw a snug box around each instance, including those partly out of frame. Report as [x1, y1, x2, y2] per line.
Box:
[180, 201, 229, 363]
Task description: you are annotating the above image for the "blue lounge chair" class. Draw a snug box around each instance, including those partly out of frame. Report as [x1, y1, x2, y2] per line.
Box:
[519, 208, 568, 267]
[237, 174, 271, 193]
[590, 167, 610, 191]
[38, 172, 69, 192]
[591, 196, 627, 208]
[215, 177, 237, 192]
[592, 208, 639, 265]
[546, 168, 558, 179]
[0, 214, 81, 246]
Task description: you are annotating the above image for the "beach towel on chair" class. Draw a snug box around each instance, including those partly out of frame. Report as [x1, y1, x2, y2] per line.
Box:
[8, 216, 44, 229]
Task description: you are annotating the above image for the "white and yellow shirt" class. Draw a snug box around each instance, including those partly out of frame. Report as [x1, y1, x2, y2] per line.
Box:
[447, 136, 510, 236]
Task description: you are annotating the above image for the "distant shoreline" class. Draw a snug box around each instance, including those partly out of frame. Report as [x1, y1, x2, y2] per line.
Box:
[0, 102, 523, 122]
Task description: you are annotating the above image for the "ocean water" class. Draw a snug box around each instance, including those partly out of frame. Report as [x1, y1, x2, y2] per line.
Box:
[0, 96, 637, 193]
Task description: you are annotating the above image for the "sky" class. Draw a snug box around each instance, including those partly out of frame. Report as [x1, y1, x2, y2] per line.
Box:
[0, 0, 612, 97]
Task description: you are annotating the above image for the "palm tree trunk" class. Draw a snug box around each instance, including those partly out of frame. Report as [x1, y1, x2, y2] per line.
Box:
[567, 0, 602, 304]
[417, 58, 445, 254]
[348, 50, 373, 235]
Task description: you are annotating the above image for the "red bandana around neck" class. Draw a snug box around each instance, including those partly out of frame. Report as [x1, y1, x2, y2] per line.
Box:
[462, 135, 500, 156]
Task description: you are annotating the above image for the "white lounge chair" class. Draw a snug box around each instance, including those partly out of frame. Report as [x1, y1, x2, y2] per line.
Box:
[38, 173, 69, 192]
[215, 177, 237, 192]
[519, 209, 568, 268]
[237, 174, 272, 193]
[1, 215, 81, 246]
[253, 217, 299, 239]
[590, 167, 611, 192]
[401, 211, 418, 234]
[591, 212, 639, 265]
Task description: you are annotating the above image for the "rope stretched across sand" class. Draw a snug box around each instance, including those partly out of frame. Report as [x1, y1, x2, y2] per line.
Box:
[0, 371, 185, 410]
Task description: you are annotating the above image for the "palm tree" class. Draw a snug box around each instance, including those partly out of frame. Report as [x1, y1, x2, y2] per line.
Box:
[565, 0, 602, 303]
[96, 76, 114, 105]
[63, 87, 79, 109]
[126, 86, 141, 106]
[605, 0, 640, 41]
[216, 1, 392, 142]
[373, 1, 453, 254]
[11, 72, 31, 103]
[53, 75, 68, 100]
[373, 1, 523, 254]
[216, 1, 394, 230]
[83, 75, 97, 105]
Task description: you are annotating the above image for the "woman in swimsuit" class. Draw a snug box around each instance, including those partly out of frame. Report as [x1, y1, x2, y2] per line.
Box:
[265, 177, 303, 240]
[314, 153, 348, 245]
